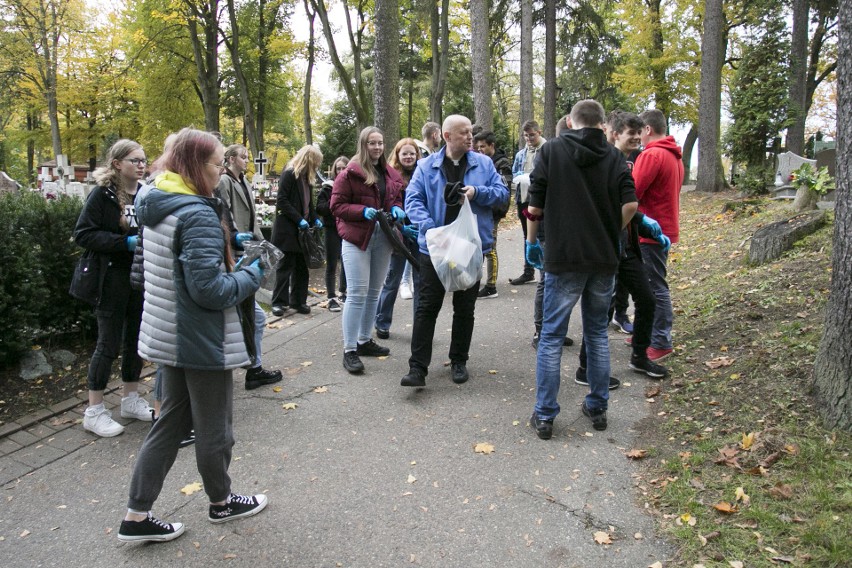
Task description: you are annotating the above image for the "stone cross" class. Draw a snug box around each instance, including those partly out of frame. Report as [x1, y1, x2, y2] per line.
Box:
[254, 151, 268, 178]
[53, 154, 73, 192]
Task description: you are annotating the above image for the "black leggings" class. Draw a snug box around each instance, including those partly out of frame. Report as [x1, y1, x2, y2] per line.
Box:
[324, 226, 347, 298]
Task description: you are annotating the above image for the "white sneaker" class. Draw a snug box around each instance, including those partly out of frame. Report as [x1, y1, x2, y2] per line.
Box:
[121, 395, 153, 421]
[399, 283, 413, 300]
[83, 408, 125, 437]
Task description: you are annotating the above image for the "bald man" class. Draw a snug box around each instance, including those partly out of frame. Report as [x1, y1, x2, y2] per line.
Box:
[402, 115, 509, 387]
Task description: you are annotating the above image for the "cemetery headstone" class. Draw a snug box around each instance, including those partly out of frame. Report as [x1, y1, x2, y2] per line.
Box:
[0, 171, 21, 194]
[66, 182, 86, 199]
[771, 151, 815, 199]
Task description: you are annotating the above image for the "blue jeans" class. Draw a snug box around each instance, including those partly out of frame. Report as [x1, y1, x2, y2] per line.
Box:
[375, 243, 421, 332]
[534, 271, 614, 420]
[640, 243, 673, 350]
[341, 228, 393, 351]
[252, 300, 266, 368]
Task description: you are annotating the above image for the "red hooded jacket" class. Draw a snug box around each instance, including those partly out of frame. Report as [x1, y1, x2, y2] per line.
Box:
[632, 136, 684, 244]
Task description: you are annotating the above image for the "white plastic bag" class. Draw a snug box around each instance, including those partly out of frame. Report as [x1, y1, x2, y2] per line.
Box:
[425, 197, 483, 292]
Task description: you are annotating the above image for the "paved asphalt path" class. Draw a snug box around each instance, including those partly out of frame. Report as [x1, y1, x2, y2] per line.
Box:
[2, 226, 672, 567]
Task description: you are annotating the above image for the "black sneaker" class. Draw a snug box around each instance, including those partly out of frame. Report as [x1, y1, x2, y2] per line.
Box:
[179, 430, 196, 448]
[574, 367, 621, 390]
[375, 328, 390, 340]
[327, 298, 342, 312]
[208, 493, 269, 524]
[118, 513, 185, 542]
[509, 271, 535, 285]
[477, 285, 498, 299]
[245, 367, 283, 390]
[356, 339, 390, 357]
[532, 334, 575, 350]
[290, 304, 311, 314]
[531, 333, 539, 349]
[451, 362, 469, 384]
[530, 413, 553, 440]
[271, 305, 286, 317]
[629, 355, 668, 378]
[401, 369, 426, 387]
[343, 351, 364, 374]
[582, 402, 608, 431]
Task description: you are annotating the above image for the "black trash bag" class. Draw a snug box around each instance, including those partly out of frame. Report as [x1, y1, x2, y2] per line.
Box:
[298, 227, 325, 269]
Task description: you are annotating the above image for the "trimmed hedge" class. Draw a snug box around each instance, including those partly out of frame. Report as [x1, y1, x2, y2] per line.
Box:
[0, 191, 95, 365]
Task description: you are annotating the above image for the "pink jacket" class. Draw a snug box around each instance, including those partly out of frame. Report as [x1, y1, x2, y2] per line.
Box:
[331, 161, 404, 250]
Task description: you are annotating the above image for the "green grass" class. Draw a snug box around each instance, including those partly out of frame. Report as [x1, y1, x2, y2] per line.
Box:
[639, 192, 851, 567]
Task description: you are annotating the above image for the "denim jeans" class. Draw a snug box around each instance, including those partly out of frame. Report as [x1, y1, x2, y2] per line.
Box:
[639, 243, 673, 350]
[341, 228, 393, 351]
[375, 241, 421, 332]
[408, 252, 479, 375]
[534, 271, 614, 420]
[251, 300, 266, 368]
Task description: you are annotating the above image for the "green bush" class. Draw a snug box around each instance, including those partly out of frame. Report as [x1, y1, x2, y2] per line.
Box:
[735, 167, 771, 197]
[0, 191, 94, 365]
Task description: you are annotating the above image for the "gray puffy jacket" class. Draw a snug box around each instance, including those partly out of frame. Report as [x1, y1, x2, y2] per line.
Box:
[136, 187, 262, 370]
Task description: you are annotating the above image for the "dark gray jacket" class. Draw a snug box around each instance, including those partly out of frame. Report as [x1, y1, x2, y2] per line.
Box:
[136, 187, 262, 370]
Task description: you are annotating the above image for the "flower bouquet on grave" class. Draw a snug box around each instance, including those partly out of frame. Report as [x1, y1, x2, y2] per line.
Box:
[253, 180, 271, 200]
[256, 202, 275, 227]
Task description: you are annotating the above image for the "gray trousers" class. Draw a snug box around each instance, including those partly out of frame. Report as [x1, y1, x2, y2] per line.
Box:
[128, 366, 234, 511]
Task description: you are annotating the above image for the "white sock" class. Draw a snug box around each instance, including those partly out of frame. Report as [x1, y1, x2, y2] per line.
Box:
[127, 508, 148, 516]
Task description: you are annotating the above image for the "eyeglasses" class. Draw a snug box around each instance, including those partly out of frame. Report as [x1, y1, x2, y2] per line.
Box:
[124, 158, 148, 166]
[207, 162, 227, 173]
[367, 141, 385, 147]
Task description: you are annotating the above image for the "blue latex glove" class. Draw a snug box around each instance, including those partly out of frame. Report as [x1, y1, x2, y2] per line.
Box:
[314, 219, 324, 229]
[391, 206, 405, 222]
[235, 233, 253, 248]
[402, 225, 419, 241]
[640, 215, 662, 238]
[657, 234, 671, 252]
[126, 235, 138, 252]
[525, 239, 543, 269]
[299, 219, 309, 229]
[249, 258, 264, 279]
[363, 207, 378, 220]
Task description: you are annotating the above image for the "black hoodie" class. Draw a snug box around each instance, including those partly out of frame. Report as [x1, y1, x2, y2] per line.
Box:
[528, 127, 637, 275]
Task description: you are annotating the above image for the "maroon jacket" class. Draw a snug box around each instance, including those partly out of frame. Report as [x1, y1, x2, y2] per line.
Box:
[331, 161, 404, 250]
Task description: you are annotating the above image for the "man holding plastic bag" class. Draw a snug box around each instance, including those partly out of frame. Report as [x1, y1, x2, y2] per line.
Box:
[401, 115, 509, 388]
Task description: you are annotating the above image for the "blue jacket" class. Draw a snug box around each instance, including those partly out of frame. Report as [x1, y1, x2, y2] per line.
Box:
[405, 147, 509, 255]
[136, 187, 262, 370]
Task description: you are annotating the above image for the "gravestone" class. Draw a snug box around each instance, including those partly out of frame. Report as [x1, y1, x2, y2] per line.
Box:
[41, 181, 60, 196]
[66, 182, 86, 199]
[0, 171, 21, 194]
[771, 152, 815, 199]
[814, 148, 837, 208]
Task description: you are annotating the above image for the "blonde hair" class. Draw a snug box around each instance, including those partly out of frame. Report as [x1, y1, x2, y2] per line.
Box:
[93, 139, 144, 232]
[353, 126, 387, 186]
[288, 145, 323, 185]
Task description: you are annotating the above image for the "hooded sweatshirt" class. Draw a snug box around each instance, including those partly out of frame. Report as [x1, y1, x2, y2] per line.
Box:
[135, 172, 262, 370]
[632, 135, 683, 244]
[528, 127, 637, 275]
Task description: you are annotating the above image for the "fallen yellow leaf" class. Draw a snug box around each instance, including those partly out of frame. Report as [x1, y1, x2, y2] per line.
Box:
[626, 449, 648, 460]
[300, 361, 313, 367]
[488, 370, 497, 374]
[180, 482, 203, 496]
[713, 501, 738, 514]
[272, 386, 282, 393]
[474, 442, 495, 454]
[282, 403, 298, 410]
[407, 474, 416, 484]
[593, 531, 612, 545]
[740, 432, 755, 450]
[735, 487, 750, 505]
[314, 386, 328, 393]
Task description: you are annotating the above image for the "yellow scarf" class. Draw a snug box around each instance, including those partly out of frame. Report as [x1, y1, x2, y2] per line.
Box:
[155, 171, 197, 195]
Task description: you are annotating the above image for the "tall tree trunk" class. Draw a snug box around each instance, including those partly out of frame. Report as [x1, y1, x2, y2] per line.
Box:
[648, 0, 671, 125]
[681, 123, 698, 183]
[813, 0, 851, 431]
[787, 0, 810, 155]
[696, 0, 726, 192]
[256, 0, 274, 152]
[430, 0, 450, 122]
[519, 0, 533, 139]
[373, 0, 400, 150]
[186, 0, 221, 133]
[805, 4, 839, 118]
[26, 110, 36, 186]
[311, 0, 370, 128]
[543, 0, 556, 137]
[224, 0, 259, 153]
[471, 0, 493, 130]
[303, 0, 316, 145]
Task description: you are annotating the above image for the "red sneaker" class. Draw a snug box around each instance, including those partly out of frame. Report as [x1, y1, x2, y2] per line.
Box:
[646, 347, 673, 362]
[624, 336, 633, 346]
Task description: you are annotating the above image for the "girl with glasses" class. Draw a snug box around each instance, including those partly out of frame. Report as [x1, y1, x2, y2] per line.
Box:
[73, 139, 152, 437]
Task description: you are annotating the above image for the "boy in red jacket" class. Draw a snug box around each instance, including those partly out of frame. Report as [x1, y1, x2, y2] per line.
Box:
[631, 109, 684, 362]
